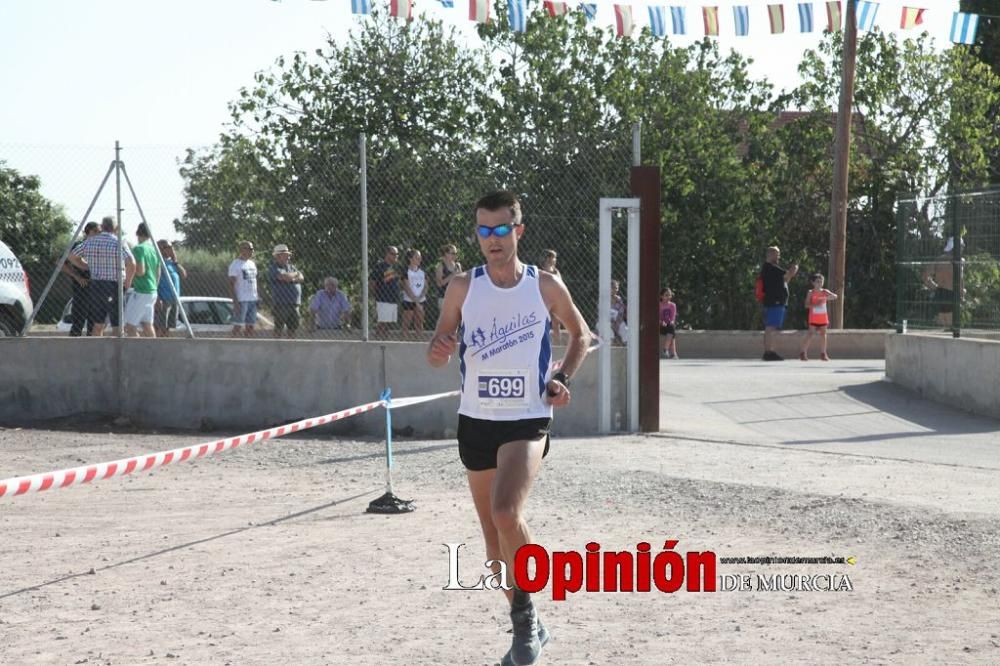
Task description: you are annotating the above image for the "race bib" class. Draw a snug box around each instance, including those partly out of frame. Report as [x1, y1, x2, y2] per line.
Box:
[813, 302, 827, 315]
[477, 370, 529, 409]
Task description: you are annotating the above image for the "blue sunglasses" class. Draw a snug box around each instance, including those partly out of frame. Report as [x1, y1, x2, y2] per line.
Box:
[476, 223, 519, 239]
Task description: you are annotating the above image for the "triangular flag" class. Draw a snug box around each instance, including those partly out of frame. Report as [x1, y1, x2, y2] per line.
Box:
[351, 0, 371, 14]
[469, 0, 489, 23]
[950, 12, 979, 45]
[390, 0, 413, 20]
[733, 5, 749, 36]
[798, 3, 814, 32]
[703, 6, 719, 36]
[900, 7, 924, 30]
[439, 0, 454, 7]
[826, 1, 841, 31]
[614, 4, 635, 36]
[648, 6, 667, 37]
[670, 6, 686, 34]
[581, 3, 598, 21]
[544, 1, 568, 17]
[857, 0, 879, 31]
[768, 4, 785, 33]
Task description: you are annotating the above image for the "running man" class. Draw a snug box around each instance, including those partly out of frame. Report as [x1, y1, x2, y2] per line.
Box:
[427, 191, 592, 666]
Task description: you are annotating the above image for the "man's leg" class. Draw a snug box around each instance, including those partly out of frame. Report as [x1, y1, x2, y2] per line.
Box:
[764, 326, 775, 353]
[467, 468, 513, 604]
[70, 282, 85, 336]
[493, 438, 548, 665]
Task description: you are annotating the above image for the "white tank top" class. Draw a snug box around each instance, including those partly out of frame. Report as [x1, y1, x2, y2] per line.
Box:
[403, 268, 426, 303]
[458, 265, 553, 421]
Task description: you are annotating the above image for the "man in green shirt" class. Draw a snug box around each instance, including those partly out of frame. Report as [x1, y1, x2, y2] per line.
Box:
[125, 223, 161, 337]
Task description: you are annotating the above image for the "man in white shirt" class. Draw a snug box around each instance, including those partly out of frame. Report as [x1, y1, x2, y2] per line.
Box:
[228, 240, 259, 337]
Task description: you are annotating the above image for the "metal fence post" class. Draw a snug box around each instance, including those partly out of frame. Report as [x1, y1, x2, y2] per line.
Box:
[951, 192, 962, 339]
[360, 133, 370, 342]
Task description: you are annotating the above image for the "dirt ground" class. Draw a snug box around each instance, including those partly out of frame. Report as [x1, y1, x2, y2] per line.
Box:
[0, 420, 998, 665]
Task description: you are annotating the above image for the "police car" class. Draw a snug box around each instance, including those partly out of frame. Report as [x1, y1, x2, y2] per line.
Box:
[0, 240, 33, 336]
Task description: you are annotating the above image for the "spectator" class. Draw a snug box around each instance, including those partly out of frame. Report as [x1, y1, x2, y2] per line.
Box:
[799, 273, 838, 361]
[434, 243, 462, 312]
[760, 245, 798, 361]
[61, 221, 100, 336]
[659, 288, 678, 359]
[124, 223, 160, 338]
[922, 237, 963, 328]
[369, 245, 400, 337]
[66, 216, 135, 337]
[268, 243, 304, 338]
[309, 277, 352, 333]
[155, 239, 186, 337]
[609, 279, 628, 345]
[539, 249, 562, 340]
[228, 240, 259, 337]
[401, 248, 427, 337]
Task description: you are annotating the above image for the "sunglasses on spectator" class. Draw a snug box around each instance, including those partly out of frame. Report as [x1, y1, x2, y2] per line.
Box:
[476, 223, 519, 239]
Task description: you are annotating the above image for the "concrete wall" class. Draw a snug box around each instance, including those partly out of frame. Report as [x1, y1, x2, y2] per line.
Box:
[0, 338, 627, 436]
[885, 333, 1000, 420]
[673, 329, 889, 359]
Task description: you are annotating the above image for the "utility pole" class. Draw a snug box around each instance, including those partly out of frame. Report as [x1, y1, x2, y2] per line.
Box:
[829, 0, 857, 329]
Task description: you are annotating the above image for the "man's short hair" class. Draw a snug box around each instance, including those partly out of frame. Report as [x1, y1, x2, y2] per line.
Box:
[100, 217, 115, 232]
[766, 246, 780, 255]
[475, 191, 522, 226]
[136, 223, 151, 239]
[238, 240, 253, 250]
[83, 222, 99, 235]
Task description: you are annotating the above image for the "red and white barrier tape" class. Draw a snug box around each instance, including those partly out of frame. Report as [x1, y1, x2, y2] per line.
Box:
[0, 398, 385, 500]
[0, 339, 604, 501]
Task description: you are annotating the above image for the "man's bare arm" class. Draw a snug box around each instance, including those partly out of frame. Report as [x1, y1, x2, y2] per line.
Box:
[427, 272, 469, 368]
[540, 272, 592, 379]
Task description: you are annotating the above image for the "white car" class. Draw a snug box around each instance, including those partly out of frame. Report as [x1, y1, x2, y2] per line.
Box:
[0, 240, 33, 337]
[56, 296, 273, 334]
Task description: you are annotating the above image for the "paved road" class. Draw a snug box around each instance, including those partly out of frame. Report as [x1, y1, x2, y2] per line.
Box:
[657, 358, 1000, 516]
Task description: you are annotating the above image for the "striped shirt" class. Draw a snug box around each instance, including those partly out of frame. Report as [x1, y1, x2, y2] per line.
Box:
[72, 232, 133, 281]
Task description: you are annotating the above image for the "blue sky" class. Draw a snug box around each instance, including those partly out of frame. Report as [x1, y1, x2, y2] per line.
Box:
[0, 0, 960, 242]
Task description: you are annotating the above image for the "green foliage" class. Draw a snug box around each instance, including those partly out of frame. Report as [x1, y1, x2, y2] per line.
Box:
[176, 13, 1000, 329]
[0, 162, 72, 268]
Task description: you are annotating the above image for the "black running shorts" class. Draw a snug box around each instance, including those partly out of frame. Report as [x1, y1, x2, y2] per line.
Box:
[457, 414, 551, 471]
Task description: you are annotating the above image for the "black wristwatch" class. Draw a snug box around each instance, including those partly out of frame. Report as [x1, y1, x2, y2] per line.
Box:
[551, 371, 570, 388]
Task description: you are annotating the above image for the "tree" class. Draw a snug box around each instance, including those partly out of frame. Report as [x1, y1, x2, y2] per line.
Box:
[0, 162, 72, 269]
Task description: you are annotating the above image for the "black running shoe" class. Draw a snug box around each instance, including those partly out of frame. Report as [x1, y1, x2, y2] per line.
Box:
[500, 605, 548, 666]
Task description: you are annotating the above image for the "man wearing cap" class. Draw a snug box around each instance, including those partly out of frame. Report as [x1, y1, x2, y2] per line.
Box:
[268, 243, 304, 338]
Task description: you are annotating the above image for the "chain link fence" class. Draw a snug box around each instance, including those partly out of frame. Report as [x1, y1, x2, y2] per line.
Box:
[896, 188, 1000, 337]
[4, 130, 635, 340]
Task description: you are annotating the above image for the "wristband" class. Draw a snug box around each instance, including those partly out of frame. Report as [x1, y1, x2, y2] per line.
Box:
[551, 371, 570, 388]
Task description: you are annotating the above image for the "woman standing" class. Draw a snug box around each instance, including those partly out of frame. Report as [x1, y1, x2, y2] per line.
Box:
[435, 243, 462, 312]
[401, 248, 427, 336]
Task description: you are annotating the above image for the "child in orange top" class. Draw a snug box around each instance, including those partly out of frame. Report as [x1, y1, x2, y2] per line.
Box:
[799, 273, 838, 361]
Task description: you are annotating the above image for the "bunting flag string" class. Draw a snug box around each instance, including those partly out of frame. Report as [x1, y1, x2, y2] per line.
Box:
[340, 0, 984, 47]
